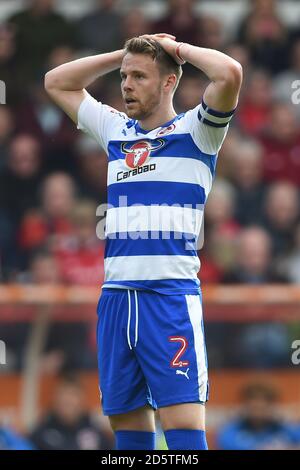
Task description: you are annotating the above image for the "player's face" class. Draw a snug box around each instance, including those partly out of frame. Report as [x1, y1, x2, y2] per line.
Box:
[120, 53, 164, 120]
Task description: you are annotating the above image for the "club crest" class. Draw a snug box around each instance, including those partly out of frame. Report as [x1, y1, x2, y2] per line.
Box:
[121, 139, 165, 169]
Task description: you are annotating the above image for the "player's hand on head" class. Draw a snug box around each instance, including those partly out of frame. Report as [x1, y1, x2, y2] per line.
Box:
[140, 33, 176, 41]
[139, 33, 185, 65]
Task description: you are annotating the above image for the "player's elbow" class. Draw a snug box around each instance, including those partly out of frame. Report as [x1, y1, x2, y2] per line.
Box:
[44, 70, 58, 93]
[44, 68, 68, 94]
[224, 61, 243, 89]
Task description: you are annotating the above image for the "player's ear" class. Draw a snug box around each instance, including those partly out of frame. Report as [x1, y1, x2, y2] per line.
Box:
[164, 74, 177, 93]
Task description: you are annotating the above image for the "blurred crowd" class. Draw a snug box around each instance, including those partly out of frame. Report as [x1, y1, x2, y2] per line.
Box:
[0, 0, 299, 370]
[0, 0, 300, 285]
[1, 0, 300, 450]
[1, 372, 115, 450]
[1, 376, 300, 450]
[216, 382, 300, 450]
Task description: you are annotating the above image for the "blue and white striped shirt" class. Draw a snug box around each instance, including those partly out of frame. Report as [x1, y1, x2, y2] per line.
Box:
[77, 93, 234, 294]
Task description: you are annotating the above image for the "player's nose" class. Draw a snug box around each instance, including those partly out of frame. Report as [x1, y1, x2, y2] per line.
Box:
[123, 76, 134, 91]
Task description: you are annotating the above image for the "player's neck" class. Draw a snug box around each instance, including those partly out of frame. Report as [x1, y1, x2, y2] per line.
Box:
[138, 105, 177, 132]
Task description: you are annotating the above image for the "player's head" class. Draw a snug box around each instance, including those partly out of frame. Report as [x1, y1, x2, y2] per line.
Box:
[121, 37, 183, 119]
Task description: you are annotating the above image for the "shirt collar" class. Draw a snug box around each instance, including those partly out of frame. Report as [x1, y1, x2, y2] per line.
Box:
[126, 114, 181, 135]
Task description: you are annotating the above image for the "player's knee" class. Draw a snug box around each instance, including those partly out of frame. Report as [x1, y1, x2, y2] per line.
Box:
[109, 414, 126, 431]
[109, 406, 155, 432]
[159, 403, 206, 431]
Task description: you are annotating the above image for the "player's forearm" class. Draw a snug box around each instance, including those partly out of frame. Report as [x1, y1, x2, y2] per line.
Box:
[179, 43, 242, 86]
[45, 50, 124, 91]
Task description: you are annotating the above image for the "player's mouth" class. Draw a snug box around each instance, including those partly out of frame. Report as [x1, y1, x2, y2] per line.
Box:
[125, 98, 138, 106]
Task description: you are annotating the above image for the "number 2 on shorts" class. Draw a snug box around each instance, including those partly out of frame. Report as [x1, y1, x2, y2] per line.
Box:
[169, 336, 189, 368]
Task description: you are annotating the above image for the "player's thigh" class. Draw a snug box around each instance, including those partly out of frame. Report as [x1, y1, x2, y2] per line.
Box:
[136, 292, 209, 410]
[109, 405, 155, 432]
[159, 403, 205, 431]
[97, 290, 156, 416]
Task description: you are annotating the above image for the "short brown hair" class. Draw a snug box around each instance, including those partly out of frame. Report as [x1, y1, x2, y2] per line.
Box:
[124, 37, 183, 92]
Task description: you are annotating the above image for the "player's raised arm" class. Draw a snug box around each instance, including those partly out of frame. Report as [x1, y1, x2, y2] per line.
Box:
[44, 50, 124, 124]
[146, 34, 243, 113]
[176, 43, 242, 112]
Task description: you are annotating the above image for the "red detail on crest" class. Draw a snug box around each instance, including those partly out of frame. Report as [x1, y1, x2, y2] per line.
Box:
[124, 141, 151, 169]
[121, 139, 165, 169]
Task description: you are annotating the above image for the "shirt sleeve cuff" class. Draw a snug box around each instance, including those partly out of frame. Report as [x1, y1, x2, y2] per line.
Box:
[197, 100, 236, 128]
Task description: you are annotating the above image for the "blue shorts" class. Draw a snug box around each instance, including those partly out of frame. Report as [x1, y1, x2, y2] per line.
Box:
[96, 288, 209, 416]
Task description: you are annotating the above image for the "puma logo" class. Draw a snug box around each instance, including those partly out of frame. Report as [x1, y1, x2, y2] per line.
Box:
[176, 368, 190, 380]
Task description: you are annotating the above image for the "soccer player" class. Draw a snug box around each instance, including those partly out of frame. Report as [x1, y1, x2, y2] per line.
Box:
[45, 33, 242, 450]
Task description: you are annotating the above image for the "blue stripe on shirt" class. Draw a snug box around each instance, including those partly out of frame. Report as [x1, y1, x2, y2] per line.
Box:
[107, 180, 206, 208]
[105, 231, 198, 258]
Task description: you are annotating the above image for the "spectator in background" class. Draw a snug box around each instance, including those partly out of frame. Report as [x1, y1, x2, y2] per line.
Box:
[236, 0, 290, 74]
[196, 16, 224, 51]
[8, 0, 75, 90]
[0, 209, 15, 281]
[76, 0, 122, 53]
[18, 172, 77, 267]
[25, 250, 95, 373]
[0, 106, 15, 171]
[216, 383, 300, 449]
[222, 226, 286, 283]
[204, 179, 240, 275]
[273, 38, 300, 119]
[198, 229, 223, 284]
[237, 69, 273, 136]
[225, 44, 251, 78]
[54, 200, 105, 286]
[75, 136, 108, 204]
[281, 223, 300, 283]
[28, 250, 61, 284]
[120, 8, 150, 45]
[217, 128, 243, 179]
[205, 179, 240, 232]
[174, 72, 207, 113]
[30, 373, 114, 450]
[263, 181, 299, 257]
[258, 103, 300, 185]
[0, 23, 21, 105]
[0, 134, 42, 226]
[235, 322, 290, 368]
[15, 78, 77, 174]
[152, 0, 200, 44]
[230, 139, 266, 226]
[100, 78, 125, 111]
[205, 179, 239, 234]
